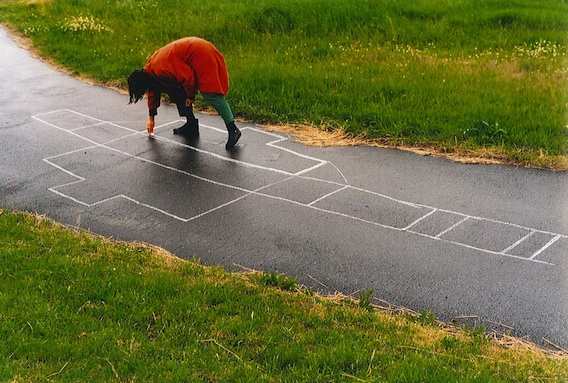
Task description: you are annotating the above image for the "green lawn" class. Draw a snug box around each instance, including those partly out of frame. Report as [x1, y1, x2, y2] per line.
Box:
[1, 209, 567, 382]
[1, 0, 567, 168]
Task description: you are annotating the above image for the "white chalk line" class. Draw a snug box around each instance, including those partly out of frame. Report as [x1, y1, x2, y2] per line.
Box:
[35, 110, 565, 266]
[408, 230, 554, 265]
[403, 208, 438, 231]
[422, 205, 566, 239]
[308, 185, 350, 207]
[434, 217, 470, 239]
[502, 230, 535, 254]
[529, 235, 562, 261]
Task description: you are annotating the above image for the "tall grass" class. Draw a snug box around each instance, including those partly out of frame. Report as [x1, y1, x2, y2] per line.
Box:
[1, 0, 567, 163]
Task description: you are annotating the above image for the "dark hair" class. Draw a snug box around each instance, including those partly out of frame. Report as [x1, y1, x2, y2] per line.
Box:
[127, 69, 154, 104]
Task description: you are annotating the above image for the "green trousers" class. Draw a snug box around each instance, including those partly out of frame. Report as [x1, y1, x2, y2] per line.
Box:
[179, 92, 234, 124]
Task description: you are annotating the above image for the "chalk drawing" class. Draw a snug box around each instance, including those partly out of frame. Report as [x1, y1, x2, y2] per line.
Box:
[34, 109, 565, 266]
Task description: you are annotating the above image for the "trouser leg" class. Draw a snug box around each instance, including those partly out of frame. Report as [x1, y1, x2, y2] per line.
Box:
[201, 92, 234, 124]
[172, 100, 199, 136]
[176, 102, 196, 120]
[201, 92, 241, 149]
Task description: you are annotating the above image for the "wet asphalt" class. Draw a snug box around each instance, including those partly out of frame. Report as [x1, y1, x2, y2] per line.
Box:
[1, 28, 567, 350]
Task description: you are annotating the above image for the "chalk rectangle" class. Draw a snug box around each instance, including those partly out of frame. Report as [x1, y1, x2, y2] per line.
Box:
[406, 210, 467, 237]
[312, 187, 430, 229]
[440, 218, 531, 253]
[532, 236, 566, 265]
[260, 177, 344, 205]
[504, 231, 559, 259]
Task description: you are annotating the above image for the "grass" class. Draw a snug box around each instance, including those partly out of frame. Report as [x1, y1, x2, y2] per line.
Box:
[1, 209, 567, 382]
[0, 0, 567, 168]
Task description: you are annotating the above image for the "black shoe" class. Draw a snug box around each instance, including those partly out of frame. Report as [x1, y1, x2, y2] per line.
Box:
[225, 122, 241, 150]
[173, 119, 199, 137]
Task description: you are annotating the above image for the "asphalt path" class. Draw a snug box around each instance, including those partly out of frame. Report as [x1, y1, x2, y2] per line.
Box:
[1, 28, 567, 350]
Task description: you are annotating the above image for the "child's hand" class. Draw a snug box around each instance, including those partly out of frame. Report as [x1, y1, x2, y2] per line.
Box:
[146, 116, 155, 135]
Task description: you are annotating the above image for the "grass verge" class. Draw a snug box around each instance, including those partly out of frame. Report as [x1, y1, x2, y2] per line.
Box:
[1, 209, 567, 382]
[0, 0, 567, 168]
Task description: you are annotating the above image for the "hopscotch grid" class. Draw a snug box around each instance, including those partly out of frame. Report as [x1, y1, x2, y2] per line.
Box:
[36, 113, 260, 222]
[37, 110, 566, 266]
[42, 122, 312, 223]
[43, 138, 416, 230]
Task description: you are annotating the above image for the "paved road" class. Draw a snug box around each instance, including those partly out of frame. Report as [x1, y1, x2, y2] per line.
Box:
[1, 28, 567, 350]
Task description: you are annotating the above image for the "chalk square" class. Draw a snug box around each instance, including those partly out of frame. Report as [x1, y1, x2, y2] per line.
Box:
[440, 218, 530, 253]
[504, 231, 558, 259]
[407, 210, 466, 237]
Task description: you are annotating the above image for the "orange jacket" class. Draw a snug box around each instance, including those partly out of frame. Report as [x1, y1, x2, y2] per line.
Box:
[143, 37, 229, 112]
